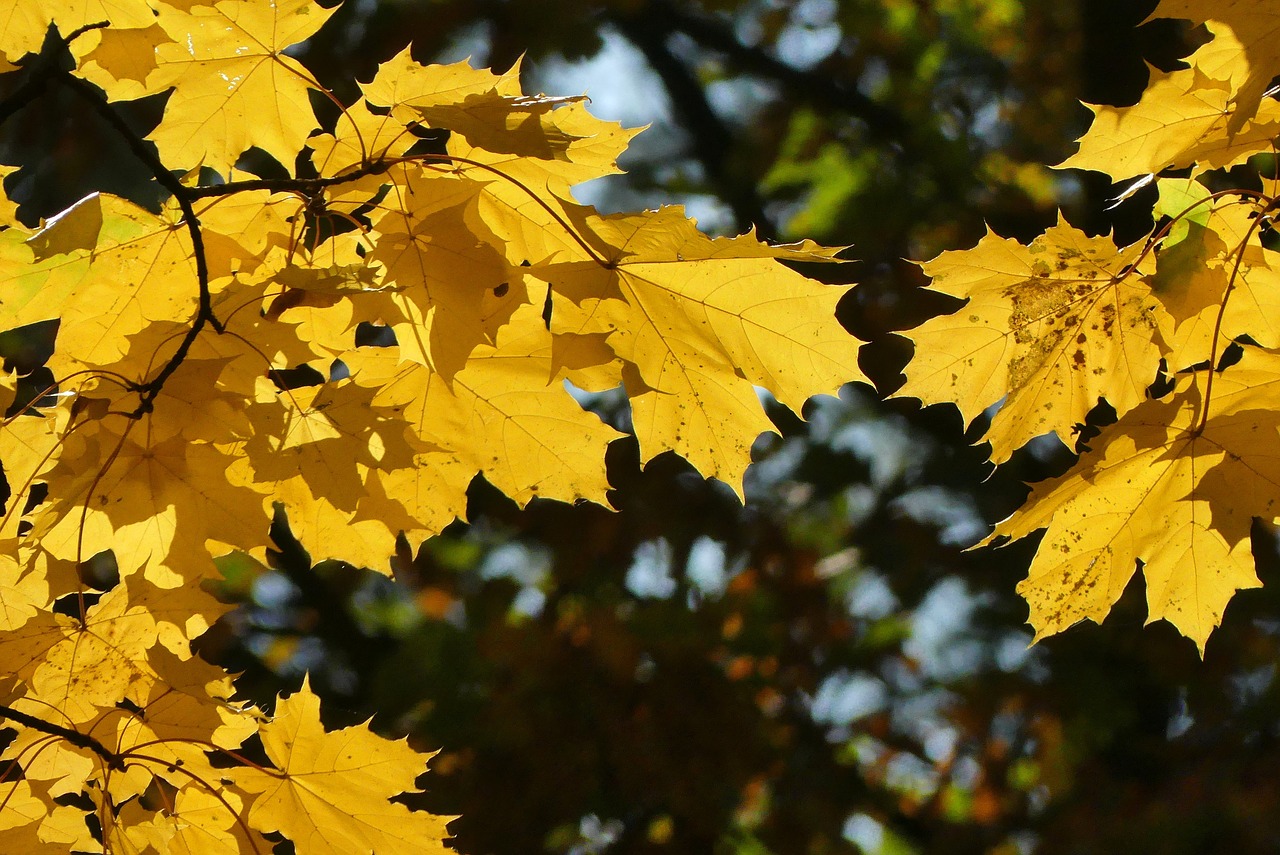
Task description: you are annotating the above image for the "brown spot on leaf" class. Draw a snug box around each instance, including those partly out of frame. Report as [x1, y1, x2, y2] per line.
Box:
[1098, 303, 1116, 334]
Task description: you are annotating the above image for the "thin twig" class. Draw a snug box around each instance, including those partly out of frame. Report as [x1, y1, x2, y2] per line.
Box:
[1196, 195, 1279, 434]
[186, 160, 391, 198]
[54, 72, 222, 415]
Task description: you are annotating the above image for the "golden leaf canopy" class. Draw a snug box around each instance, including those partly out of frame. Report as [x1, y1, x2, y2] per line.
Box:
[0, 0, 862, 849]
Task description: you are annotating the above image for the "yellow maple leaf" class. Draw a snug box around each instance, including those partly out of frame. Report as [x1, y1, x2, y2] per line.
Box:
[35, 415, 271, 587]
[0, 587, 162, 799]
[355, 300, 623, 512]
[139, 0, 337, 173]
[545, 206, 858, 494]
[0, 555, 48, 632]
[196, 190, 302, 283]
[0, 0, 152, 66]
[362, 49, 626, 170]
[232, 375, 434, 572]
[202, 278, 338, 383]
[103, 645, 262, 808]
[309, 97, 420, 182]
[1151, 0, 1280, 132]
[993, 348, 1280, 653]
[1058, 61, 1280, 182]
[128, 576, 235, 658]
[1057, 20, 1280, 184]
[234, 678, 452, 855]
[74, 23, 168, 101]
[1, 193, 199, 378]
[24, 583, 157, 724]
[120, 786, 266, 855]
[900, 217, 1166, 464]
[367, 169, 528, 377]
[0, 783, 51, 839]
[36, 804, 101, 852]
[0, 404, 68, 582]
[123, 644, 260, 750]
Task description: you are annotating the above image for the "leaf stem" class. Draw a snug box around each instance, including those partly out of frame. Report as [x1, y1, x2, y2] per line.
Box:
[1196, 195, 1279, 434]
[122, 752, 266, 854]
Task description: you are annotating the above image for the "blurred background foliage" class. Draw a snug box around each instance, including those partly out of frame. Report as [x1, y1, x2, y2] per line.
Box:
[6, 0, 1280, 853]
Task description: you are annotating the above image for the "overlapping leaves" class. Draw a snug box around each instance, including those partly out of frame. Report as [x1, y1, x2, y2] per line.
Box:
[0, 0, 861, 850]
[899, 0, 1280, 653]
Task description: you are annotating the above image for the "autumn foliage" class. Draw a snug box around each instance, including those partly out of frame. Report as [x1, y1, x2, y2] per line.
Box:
[0, 0, 864, 850]
[0, 0, 1274, 850]
[903, 2, 1280, 654]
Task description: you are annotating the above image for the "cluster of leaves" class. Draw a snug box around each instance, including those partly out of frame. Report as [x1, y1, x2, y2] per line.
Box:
[0, 0, 862, 851]
[900, 1, 1280, 654]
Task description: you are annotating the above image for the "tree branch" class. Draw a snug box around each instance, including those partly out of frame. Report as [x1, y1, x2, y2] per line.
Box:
[185, 162, 390, 199]
[54, 72, 222, 415]
[623, 1, 909, 145]
[0, 703, 124, 770]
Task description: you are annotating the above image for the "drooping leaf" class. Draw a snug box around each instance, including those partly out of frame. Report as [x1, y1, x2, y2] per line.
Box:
[992, 349, 1280, 653]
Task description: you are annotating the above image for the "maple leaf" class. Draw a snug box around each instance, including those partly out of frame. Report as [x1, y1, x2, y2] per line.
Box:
[136, 0, 337, 174]
[1150, 1, 1280, 133]
[36, 805, 101, 852]
[366, 168, 527, 377]
[0, 583, 156, 726]
[28, 584, 157, 722]
[233, 679, 452, 855]
[545, 206, 859, 493]
[119, 787, 265, 855]
[35, 415, 271, 587]
[0, 193, 199, 378]
[899, 217, 1166, 464]
[235, 374, 433, 572]
[354, 299, 623, 513]
[361, 50, 616, 168]
[991, 348, 1280, 653]
[0, 0, 152, 66]
[0, 781, 52, 841]
[1149, 180, 1280, 369]
[0, 2, 866, 848]
[308, 98, 420, 181]
[0, 556, 47, 632]
[1058, 59, 1280, 182]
